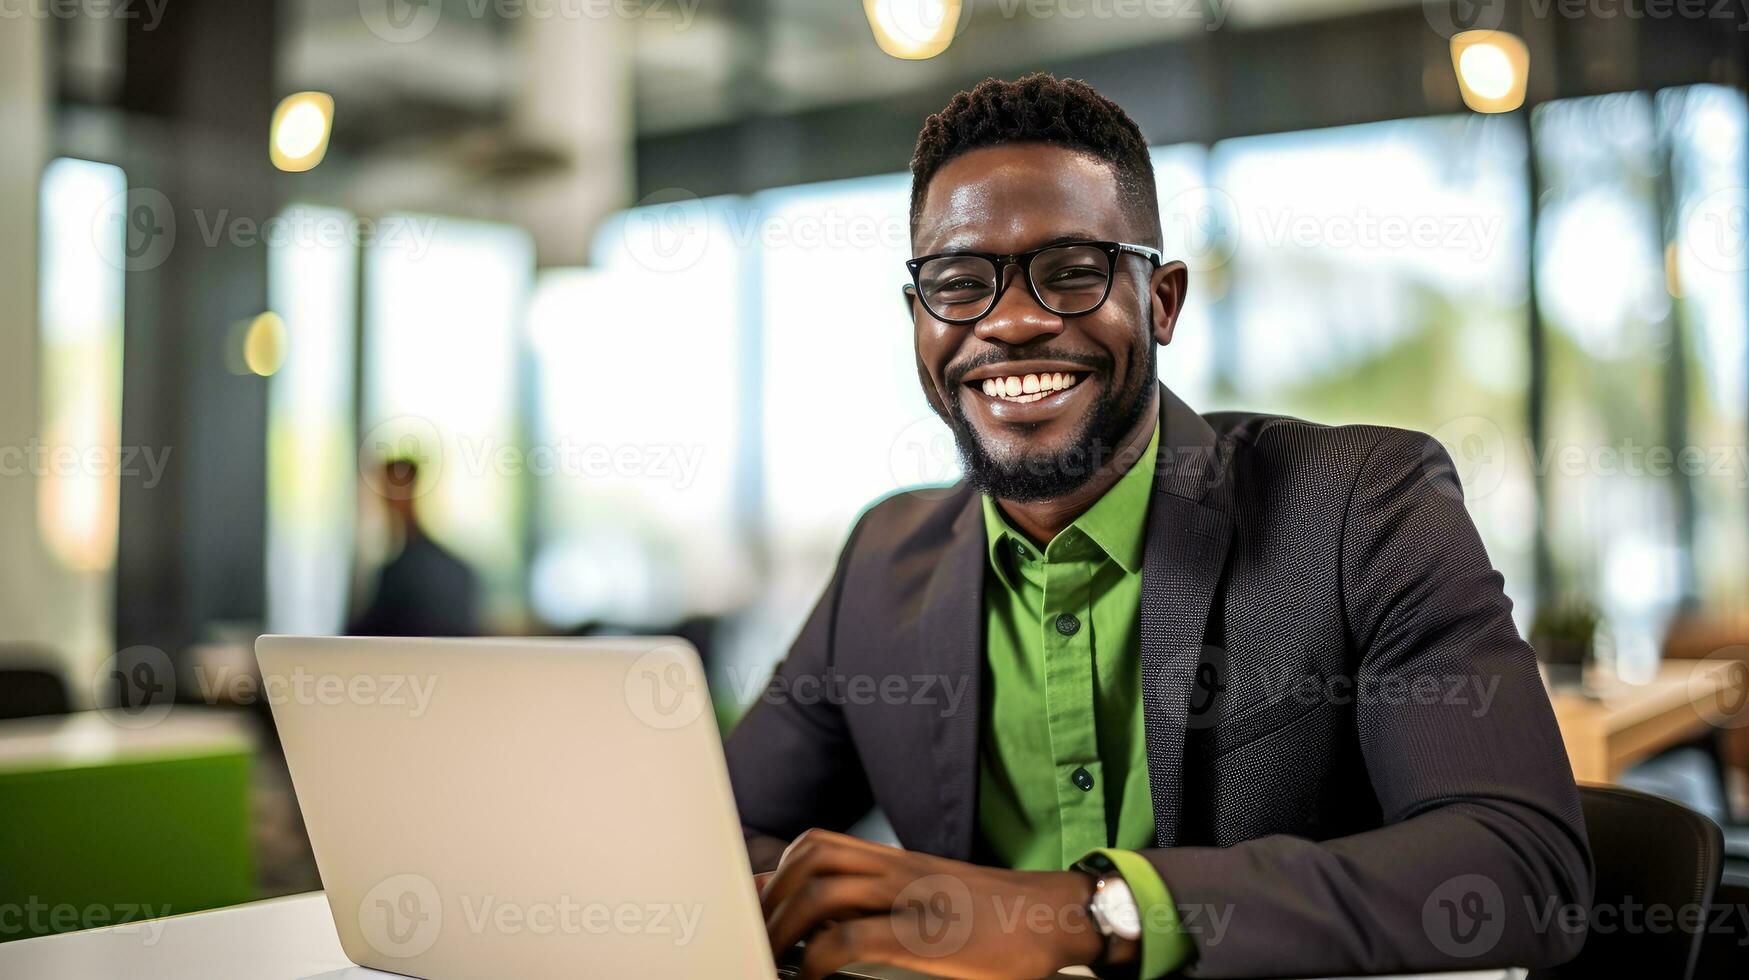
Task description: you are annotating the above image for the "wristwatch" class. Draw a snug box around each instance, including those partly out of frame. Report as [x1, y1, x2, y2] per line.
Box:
[1072, 852, 1143, 962]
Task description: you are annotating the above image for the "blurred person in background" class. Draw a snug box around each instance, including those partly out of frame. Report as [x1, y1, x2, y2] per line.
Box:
[729, 74, 1590, 980]
[347, 458, 480, 637]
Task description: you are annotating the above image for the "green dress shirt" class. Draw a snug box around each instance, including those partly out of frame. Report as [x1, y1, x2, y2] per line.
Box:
[976, 422, 1193, 978]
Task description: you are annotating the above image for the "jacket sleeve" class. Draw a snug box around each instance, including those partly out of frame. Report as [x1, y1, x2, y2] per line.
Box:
[1142, 429, 1593, 977]
[723, 516, 875, 871]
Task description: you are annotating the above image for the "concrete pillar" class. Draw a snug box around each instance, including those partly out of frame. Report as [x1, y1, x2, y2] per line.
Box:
[0, 13, 103, 695]
[507, 12, 634, 267]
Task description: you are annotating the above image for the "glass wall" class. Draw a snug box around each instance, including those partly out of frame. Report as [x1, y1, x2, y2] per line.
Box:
[38, 158, 127, 575]
[756, 174, 948, 581]
[1152, 144, 1221, 409]
[1534, 93, 1682, 674]
[1663, 84, 1749, 615]
[266, 204, 359, 635]
[527, 210, 748, 630]
[1206, 114, 1537, 614]
[361, 215, 534, 628]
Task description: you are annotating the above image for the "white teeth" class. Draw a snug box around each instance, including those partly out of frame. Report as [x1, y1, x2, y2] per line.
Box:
[977, 371, 1083, 403]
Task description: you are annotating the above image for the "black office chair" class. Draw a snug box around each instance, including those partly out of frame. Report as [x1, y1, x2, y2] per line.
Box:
[1695, 877, 1748, 980]
[1534, 785, 1722, 980]
[0, 660, 71, 721]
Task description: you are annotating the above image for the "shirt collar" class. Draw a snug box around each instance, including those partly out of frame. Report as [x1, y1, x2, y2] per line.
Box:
[981, 421, 1160, 588]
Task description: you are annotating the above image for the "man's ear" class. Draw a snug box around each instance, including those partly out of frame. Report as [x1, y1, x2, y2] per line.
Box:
[1150, 260, 1189, 347]
[906, 284, 950, 419]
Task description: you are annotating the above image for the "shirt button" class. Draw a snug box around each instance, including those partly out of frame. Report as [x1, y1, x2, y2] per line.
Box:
[1013, 542, 1029, 559]
[1071, 767, 1094, 792]
[1055, 613, 1081, 636]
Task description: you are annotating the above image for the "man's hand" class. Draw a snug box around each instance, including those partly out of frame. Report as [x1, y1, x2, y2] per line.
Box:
[760, 828, 1124, 980]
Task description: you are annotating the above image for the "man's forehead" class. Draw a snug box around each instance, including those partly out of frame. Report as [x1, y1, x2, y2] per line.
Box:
[913, 143, 1128, 254]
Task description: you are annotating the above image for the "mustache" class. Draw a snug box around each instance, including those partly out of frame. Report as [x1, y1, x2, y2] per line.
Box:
[944, 348, 1112, 388]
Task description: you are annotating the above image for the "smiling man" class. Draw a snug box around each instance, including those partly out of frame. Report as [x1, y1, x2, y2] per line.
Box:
[726, 74, 1590, 979]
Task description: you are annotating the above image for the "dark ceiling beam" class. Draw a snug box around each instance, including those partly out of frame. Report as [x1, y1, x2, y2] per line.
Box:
[637, 3, 1746, 199]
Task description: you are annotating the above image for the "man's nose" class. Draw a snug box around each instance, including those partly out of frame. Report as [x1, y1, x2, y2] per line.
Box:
[974, 271, 1064, 347]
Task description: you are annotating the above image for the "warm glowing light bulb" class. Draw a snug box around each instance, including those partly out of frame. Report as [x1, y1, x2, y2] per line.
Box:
[1449, 31, 1529, 114]
[275, 103, 327, 158]
[270, 92, 335, 172]
[1458, 44, 1514, 100]
[864, 0, 960, 61]
[243, 312, 288, 377]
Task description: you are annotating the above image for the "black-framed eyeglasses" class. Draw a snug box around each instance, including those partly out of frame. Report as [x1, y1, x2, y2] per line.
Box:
[904, 240, 1163, 326]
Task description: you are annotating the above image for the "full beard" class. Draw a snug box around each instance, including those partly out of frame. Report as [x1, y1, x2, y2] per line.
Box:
[944, 342, 1156, 503]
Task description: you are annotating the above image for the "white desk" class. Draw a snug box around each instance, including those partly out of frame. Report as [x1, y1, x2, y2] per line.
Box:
[0, 708, 254, 771]
[0, 891, 1523, 980]
[0, 893, 374, 980]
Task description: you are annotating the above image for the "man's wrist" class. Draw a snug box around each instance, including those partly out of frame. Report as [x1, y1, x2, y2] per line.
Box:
[1040, 869, 1143, 972]
[1042, 870, 1106, 970]
[1071, 854, 1143, 971]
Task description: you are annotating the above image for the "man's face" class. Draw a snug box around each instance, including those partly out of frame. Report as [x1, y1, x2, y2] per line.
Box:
[911, 143, 1183, 501]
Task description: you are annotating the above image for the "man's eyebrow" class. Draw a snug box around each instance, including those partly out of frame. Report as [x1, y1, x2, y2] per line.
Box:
[931, 232, 1110, 253]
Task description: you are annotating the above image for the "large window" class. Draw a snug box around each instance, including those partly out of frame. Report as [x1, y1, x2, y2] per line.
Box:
[1152, 144, 1221, 408]
[38, 158, 127, 575]
[1664, 84, 1749, 615]
[757, 175, 950, 570]
[527, 195, 747, 628]
[1534, 93, 1681, 672]
[1206, 114, 1536, 614]
[266, 204, 359, 634]
[362, 215, 534, 627]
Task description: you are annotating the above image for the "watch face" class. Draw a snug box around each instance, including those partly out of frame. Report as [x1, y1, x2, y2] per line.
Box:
[1092, 878, 1143, 941]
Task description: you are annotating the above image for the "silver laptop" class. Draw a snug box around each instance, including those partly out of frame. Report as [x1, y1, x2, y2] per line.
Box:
[257, 634, 914, 980]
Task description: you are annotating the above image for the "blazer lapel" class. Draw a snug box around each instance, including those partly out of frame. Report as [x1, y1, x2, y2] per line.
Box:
[922, 490, 986, 861]
[1140, 385, 1233, 847]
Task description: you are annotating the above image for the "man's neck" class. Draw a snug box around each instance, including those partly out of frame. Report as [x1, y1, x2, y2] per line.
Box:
[993, 388, 1159, 548]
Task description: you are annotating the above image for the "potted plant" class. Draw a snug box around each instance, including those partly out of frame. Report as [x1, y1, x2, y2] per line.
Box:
[1530, 595, 1602, 691]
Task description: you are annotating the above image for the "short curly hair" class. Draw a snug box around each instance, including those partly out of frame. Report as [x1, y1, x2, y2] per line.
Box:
[909, 73, 1161, 248]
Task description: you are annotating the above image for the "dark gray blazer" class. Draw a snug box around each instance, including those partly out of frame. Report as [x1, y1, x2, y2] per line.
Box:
[726, 385, 1591, 977]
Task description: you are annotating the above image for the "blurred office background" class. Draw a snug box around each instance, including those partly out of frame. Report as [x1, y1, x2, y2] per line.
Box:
[3, 0, 1749, 940]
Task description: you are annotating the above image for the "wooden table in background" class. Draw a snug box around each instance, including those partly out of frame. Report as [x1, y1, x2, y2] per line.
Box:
[1549, 658, 1749, 784]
